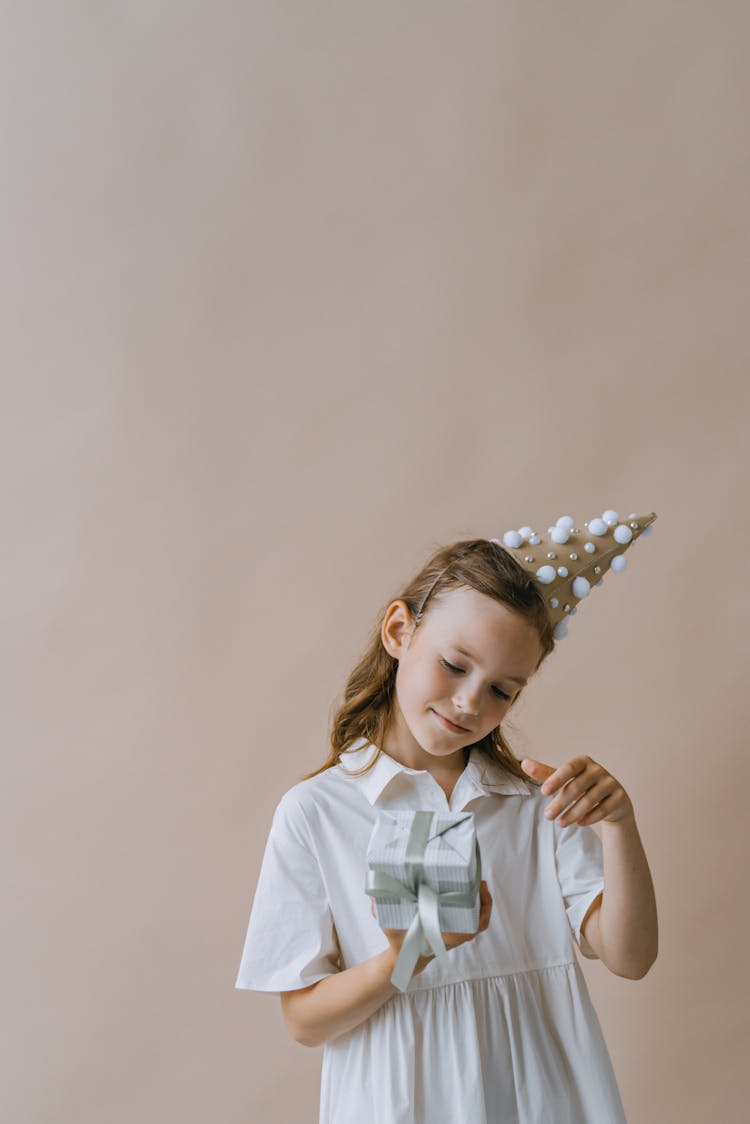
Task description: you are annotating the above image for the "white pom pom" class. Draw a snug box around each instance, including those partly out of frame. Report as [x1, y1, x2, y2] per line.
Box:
[503, 530, 523, 548]
[535, 565, 557, 585]
[611, 554, 627, 572]
[584, 542, 596, 553]
[602, 509, 619, 525]
[553, 620, 568, 640]
[557, 566, 569, 578]
[529, 534, 541, 544]
[572, 575, 591, 598]
[613, 524, 633, 545]
[556, 515, 575, 531]
[549, 597, 559, 608]
[588, 517, 608, 535]
[518, 526, 534, 541]
[550, 526, 570, 544]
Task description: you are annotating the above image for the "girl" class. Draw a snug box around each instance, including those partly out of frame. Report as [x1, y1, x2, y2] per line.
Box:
[235, 514, 658, 1123]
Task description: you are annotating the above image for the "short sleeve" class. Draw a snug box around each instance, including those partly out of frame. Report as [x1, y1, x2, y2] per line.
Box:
[234, 790, 341, 994]
[553, 818, 605, 960]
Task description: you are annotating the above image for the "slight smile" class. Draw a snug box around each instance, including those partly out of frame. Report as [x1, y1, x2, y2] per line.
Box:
[432, 709, 470, 734]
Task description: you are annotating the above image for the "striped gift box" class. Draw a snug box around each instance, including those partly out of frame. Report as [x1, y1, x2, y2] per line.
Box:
[365, 809, 481, 941]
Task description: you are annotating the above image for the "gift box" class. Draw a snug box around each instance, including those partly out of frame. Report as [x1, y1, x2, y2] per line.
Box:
[364, 809, 482, 991]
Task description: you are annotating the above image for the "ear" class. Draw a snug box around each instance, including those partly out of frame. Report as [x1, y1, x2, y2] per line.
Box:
[381, 599, 416, 660]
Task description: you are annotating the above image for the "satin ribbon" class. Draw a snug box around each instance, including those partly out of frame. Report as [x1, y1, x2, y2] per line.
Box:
[365, 810, 482, 992]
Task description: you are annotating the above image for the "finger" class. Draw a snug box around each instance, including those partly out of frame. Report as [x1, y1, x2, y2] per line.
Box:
[559, 784, 612, 826]
[548, 772, 610, 823]
[565, 802, 605, 827]
[544, 771, 600, 820]
[520, 758, 556, 782]
[540, 754, 593, 796]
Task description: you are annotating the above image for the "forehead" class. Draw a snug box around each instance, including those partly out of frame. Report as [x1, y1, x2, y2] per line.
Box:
[426, 586, 525, 632]
[423, 588, 541, 671]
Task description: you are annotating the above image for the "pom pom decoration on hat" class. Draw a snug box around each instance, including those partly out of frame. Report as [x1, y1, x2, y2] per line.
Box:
[488, 509, 657, 641]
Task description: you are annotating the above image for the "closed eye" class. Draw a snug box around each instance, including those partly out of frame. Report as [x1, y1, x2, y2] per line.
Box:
[440, 658, 511, 701]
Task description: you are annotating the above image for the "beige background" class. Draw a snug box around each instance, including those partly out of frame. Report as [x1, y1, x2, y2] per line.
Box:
[2, 2, 749, 1121]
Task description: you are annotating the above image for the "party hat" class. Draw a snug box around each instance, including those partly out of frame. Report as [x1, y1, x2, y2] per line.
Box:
[489, 509, 657, 641]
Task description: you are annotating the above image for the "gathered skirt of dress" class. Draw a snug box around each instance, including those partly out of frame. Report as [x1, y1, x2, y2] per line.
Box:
[319, 962, 628, 1124]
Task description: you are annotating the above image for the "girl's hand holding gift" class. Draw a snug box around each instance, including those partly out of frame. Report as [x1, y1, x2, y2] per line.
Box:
[520, 755, 635, 828]
[369, 879, 493, 977]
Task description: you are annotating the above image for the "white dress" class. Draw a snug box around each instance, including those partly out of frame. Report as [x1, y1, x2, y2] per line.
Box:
[235, 739, 628, 1123]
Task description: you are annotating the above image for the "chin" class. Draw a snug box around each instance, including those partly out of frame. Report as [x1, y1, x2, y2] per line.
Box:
[405, 713, 440, 752]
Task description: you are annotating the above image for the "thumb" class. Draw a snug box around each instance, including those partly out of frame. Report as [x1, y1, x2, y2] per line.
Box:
[520, 758, 555, 781]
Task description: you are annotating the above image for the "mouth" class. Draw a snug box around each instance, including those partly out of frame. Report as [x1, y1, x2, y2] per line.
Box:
[432, 709, 470, 734]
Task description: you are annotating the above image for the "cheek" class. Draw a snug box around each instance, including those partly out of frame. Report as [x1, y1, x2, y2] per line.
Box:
[424, 663, 449, 699]
[405, 662, 443, 703]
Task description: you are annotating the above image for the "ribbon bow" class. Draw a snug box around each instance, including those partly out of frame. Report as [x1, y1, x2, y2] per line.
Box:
[365, 810, 482, 992]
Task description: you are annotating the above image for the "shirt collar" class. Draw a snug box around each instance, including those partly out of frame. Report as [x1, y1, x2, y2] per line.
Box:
[336, 737, 534, 806]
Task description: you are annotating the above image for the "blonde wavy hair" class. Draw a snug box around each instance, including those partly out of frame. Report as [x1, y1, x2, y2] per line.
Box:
[298, 537, 557, 787]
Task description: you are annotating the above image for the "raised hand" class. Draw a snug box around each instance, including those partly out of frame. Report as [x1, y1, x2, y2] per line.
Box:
[520, 755, 634, 827]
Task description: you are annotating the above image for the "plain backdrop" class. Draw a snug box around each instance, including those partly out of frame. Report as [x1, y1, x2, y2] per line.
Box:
[2, 2, 749, 1122]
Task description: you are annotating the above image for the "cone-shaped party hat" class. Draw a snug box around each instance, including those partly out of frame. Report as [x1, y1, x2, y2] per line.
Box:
[489, 509, 657, 641]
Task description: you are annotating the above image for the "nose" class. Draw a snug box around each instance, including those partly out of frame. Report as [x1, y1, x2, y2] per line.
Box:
[453, 688, 480, 720]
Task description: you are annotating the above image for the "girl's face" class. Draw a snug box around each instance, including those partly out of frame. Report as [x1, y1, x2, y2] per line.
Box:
[381, 586, 544, 769]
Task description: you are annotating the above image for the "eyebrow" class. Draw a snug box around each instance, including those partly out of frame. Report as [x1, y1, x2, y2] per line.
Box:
[454, 645, 528, 686]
